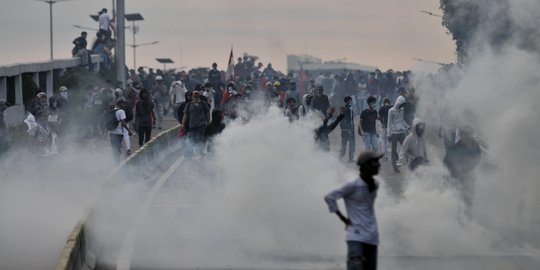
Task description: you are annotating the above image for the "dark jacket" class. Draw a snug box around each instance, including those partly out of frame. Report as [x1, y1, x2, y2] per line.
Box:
[135, 100, 154, 128]
[310, 94, 330, 116]
[315, 112, 344, 151]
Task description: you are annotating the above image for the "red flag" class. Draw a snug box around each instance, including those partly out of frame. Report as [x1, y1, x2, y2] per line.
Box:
[225, 46, 234, 82]
[299, 64, 308, 97]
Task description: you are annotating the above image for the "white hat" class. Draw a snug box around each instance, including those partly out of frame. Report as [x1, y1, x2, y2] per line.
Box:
[156, 75, 163, 81]
[59, 86, 68, 92]
[176, 80, 184, 87]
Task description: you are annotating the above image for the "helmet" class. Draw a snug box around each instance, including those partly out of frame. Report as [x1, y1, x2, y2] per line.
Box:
[59, 86, 68, 92]
[156, 75, 163, 81]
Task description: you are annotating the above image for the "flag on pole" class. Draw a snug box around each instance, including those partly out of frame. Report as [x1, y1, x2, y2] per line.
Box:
[299, 64, 308, 97]
[225, 46, 234, 82]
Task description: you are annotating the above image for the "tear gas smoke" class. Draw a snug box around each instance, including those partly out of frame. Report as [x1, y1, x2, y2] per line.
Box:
[0, 145, 115, 269]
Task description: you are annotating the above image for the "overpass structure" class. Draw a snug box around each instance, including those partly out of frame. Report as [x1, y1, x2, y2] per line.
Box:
[0, 55, 103, 127]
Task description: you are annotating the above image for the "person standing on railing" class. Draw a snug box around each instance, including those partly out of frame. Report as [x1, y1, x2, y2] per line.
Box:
[98, 8, 114, 41]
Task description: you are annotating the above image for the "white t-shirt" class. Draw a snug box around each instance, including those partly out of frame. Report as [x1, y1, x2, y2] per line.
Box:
[324, 177, 379, 245]
[109, 109, 126, 135]
[99, 13, 111, 31]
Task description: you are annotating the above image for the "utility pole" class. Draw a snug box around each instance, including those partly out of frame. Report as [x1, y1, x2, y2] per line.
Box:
[116, 0, 126, 89]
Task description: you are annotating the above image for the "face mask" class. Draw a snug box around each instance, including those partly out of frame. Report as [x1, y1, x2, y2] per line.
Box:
[60, 92, 68, 99]
[368, 103, 375, 109]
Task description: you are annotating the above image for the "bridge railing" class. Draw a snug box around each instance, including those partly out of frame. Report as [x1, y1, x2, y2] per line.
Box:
[0, 54, 103, 127]
[55, 125, 181, 270]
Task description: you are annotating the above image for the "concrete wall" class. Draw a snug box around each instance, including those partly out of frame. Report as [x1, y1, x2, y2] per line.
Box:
[55, 125, 181, 270]
[0, 55, 103, 127]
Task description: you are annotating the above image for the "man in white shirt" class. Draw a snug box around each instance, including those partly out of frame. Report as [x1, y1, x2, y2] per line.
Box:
[98, 8, 113, 40]
[109, 102, 132, 161]
[325, 151, 383, 270]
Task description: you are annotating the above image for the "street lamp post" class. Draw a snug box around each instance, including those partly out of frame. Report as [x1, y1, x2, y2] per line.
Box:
[36, 0, 77, 60]
[125, 13, 148, 70]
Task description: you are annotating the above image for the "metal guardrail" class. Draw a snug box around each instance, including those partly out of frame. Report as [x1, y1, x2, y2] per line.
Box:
[55, 125, 181, 270]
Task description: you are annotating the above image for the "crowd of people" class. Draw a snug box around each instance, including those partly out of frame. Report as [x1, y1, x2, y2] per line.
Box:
[6, 43, 482, 270]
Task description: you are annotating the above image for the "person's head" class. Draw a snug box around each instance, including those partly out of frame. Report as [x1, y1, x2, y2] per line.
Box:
[394, 95, 406, 109]
[315, 85, 324, 96]
[204, 82, 212, 90]
[155, 75, 163, 83]
[139, 89, 150, 100]
[357, 151, 383, 176]
[344, 96, 352, 106]
[192, 90, 201, 102]
[101, 8, 107, 14]
[114, 88, 123, 98]
[37, 92, 47, 104]
[383, 97, 391, 107]
[286, 97, 296, 108]
[289, 81, 296, 91]
[305, 94, 313, 106]
[367, 96, 377, 109]
[212, 62, 217, 69]
[237, 57, 243, 63]
[48, 96, 58, 109]
[81, 31, 87, 38]
[413, 119, 426, 137]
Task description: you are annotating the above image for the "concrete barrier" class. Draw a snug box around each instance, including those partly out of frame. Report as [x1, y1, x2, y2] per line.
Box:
[55, 125, 181, 270]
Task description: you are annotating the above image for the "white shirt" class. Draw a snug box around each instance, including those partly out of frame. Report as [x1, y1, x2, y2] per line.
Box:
[171, 85, 186, 104]
[109, 109, 126, 135]
[325, 177, 379, 245]
[99, 13, 111, 31]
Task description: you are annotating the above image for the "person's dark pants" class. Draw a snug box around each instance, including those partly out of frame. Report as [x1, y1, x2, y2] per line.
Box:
[138, 126, 152, 147]
[340, 130, 356, 162]
[186, 126, 206, 156]
[390, 133, 406, 169]
[347, 241, 378, 270]
[109, 133, 123, 161]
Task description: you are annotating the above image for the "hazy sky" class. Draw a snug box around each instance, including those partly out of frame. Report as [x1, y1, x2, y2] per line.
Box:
[0, 0, 455, 72]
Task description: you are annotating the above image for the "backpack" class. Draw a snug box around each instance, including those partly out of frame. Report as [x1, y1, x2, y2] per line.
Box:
[117, 101, 133, 122]
[105, 109, 119, 131]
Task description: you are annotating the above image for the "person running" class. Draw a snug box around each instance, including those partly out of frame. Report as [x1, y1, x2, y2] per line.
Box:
[378, 98, 393, 160]
[315, 107, 344, 151]
[325, 151, 383, 270]
[399, 118, 428, 171]
[107, 101, 132, 161]
[182, 90, 210, 154]
[359, 96, 379, 152]
[340, 96, 356, 162]
[387, 95, 408, 173]
[135, 89, 154, 147]
[310, 85, 330, 118]
[151, 75, 168, 129]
